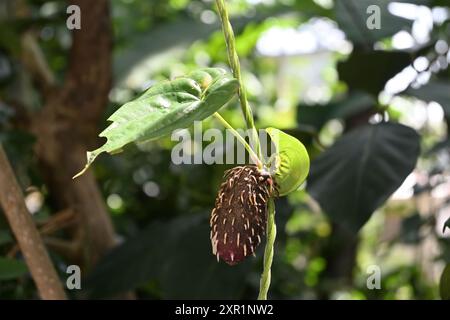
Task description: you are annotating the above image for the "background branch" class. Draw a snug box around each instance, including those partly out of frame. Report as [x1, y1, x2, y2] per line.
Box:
[0, 145, 66, 300]
[21, 32, 56, 93]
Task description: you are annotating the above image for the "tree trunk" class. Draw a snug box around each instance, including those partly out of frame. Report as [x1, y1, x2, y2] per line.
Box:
[30, 0, 116, 269]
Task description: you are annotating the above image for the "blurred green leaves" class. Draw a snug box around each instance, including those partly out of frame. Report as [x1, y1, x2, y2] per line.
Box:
[307, 122, 420, 233]
[440, 264, 450, 300]
[83, 215, 251, 299]
[0, 257, 28, 281]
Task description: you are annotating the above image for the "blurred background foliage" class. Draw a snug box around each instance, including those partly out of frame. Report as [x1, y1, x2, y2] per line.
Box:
[1, 0, 450, 299]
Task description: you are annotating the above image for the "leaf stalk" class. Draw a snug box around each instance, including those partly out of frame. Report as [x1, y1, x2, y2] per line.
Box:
[213, 113, 262, 168]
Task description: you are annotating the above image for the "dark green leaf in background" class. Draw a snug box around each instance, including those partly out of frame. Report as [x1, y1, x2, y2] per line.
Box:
[400, 213, 425, 244]
[441, 264, 450, 299]
[0, 230, 12, 246]
[335, 0, 428, 45]
[307, 122, 420, 233]
[404, 80, 450, 117]
[432, 0, 450, 7]
[297, 91, 376, 131]
[0, 257, 28, 281]
[338, 50, 411, 96]
[83, 215, 251, 299]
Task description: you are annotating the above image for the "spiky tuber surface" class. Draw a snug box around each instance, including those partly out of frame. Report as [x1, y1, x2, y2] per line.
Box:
[210, 165, 275, 265]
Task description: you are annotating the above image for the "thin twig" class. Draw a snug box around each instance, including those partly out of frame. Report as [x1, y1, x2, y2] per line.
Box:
[21, 32, 56, 90]
[7, 208, 78, 258]
[0, 145, 66, 300]
[17, 0, 56, 92]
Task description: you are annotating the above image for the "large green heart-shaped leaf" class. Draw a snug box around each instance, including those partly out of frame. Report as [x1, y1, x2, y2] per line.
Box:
[297, 91, 376, 131]
[307, 122, 420, 233]
[74, 68, 238, 178]
[266, 128, 310, 196]
[338, 50, 411, 96]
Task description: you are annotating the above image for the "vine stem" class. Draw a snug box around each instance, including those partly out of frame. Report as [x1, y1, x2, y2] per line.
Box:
[214, 113, 262, 168]
[258, 197, 276, 300]
[215, 0, 276, 300]
[214, 0, 261, 159]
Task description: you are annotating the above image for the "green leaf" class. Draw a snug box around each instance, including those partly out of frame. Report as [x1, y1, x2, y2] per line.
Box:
[307, 122, 420, 233]
[432, 0, 449, 6]
[266, 128, 310, 196]
[0, 257, 28, 281]
[400, 213, 425, 244]
[330, 91, 376, 119]
[440, 264, 450, 300]
[74, 68, 238, 178]
[297, 91, 376, 131]
[0, 230, 13, 246]
[338, 50, 411, 96]
[82, 215, 251, 299]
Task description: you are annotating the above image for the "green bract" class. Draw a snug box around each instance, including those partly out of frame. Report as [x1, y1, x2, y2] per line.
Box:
[74, 68, 238, 178]
[266, 128, 310, 196]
